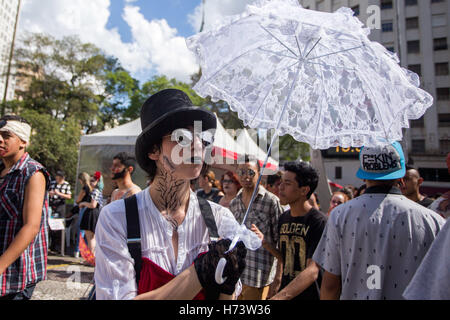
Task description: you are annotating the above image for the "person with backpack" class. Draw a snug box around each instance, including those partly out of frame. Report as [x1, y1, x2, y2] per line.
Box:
[94, 89, 246, 300]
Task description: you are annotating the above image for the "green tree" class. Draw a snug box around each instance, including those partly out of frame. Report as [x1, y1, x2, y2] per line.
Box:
[14, 33, 107, 132]
[97, 57, 141, 130]
[123, 75, 209, 120]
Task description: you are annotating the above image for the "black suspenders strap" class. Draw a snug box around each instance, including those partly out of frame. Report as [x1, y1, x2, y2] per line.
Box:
[124, 195, 142, 286]
[197, 196, 219, 241]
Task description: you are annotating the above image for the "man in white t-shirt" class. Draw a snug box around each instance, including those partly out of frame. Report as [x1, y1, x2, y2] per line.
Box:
[94, 89, 246, 300]
[312, 142, 445, 300]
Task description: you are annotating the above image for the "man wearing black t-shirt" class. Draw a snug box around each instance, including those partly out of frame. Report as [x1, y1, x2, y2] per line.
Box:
[252, 161, 327, 300]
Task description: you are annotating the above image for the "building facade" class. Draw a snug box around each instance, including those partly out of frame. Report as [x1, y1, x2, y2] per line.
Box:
[0, 0, 20, 102]
[299, 0, 450, 194]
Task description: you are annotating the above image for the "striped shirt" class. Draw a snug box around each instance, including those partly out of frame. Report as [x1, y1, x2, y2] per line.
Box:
[91, 187, 103, 209]
[229, 186, 283, 288]
[49, 180, 71, 208]
[0, 153, 50, 296]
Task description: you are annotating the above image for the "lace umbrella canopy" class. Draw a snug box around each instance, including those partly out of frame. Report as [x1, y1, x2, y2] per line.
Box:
[186, 0, 433, 150]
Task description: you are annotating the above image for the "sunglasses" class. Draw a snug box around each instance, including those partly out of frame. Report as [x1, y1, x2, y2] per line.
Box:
[222, 179, 235, 184]
[237, 169, 256, 177]
[165, 128, 214, 148]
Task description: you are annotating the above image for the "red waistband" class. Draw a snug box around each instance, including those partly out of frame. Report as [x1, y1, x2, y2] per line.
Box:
[137, 257, 205, 300]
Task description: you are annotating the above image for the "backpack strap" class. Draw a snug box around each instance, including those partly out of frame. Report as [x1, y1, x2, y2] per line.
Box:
[124, 195, 142, 286]
[197, 196, 219, 242]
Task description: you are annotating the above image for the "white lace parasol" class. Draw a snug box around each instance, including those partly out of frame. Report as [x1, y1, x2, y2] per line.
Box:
[187, 0, 433, 149]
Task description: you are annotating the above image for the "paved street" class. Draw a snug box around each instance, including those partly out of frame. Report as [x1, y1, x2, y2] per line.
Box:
[32, 253, 95, 300]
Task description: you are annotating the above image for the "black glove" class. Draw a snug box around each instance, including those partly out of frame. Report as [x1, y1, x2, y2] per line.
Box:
[194, 240, 222, 299]
[220, 240, 247, 295]
[194, 239, 247, 297]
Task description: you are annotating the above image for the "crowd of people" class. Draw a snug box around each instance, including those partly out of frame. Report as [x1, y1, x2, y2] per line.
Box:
[0, 89, 449, 301]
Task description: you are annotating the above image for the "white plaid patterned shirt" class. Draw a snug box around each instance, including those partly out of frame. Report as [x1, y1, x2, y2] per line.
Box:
[229, 186, 283, 288]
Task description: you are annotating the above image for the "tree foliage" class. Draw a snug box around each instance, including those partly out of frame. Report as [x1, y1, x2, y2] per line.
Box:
[14, 33, 107, 131]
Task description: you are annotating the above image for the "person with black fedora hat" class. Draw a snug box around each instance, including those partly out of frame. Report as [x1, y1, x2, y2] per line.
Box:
[94, 89, 247, 300]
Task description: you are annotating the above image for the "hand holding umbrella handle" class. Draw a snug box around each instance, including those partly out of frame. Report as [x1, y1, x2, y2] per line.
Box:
[214, 234, 241, 285]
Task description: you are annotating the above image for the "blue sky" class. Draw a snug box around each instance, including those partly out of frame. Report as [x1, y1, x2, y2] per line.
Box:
[19, 0, 255, 82]
[106, 0, 201, 42]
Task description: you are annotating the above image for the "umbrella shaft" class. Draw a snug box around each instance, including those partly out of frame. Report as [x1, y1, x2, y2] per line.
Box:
[240, 62, 302, 226]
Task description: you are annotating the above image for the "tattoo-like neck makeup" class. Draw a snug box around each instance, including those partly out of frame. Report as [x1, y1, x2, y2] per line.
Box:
[151, 157, 190, 230]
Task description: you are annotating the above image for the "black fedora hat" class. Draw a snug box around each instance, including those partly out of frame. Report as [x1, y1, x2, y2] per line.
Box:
[135, 89, 217, 172]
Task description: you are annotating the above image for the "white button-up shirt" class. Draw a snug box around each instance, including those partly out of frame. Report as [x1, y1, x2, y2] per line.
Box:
[94, 187, 237, 300]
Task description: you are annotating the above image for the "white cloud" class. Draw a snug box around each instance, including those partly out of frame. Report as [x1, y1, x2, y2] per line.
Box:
[188, 0, 257, 32]
[18, 0, 198, 83]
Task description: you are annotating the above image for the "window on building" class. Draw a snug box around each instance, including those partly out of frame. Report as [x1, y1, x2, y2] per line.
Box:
[407, 40, 420, 53]
[435, 62, 449, 76]
[408, 64, 422, 76]
[419, 167, 450, 182]
[411, 139, 426, 153]
[434, 37, 448, 51]
[431, 0, 445, 3]
[439, 140, 450, 156]
[406, 17, 419, 30]
[437, 88, 450, 100]
[381, 0, 393, 10]
[335, 167, 342, 180]
[438, 114, 450, 127]
[432, 14, 447, 27]
[410, 118, 424, 128]
[382, 21, 394, 32]
[405, 0, 418, 6]
[385, 42, 395, 53]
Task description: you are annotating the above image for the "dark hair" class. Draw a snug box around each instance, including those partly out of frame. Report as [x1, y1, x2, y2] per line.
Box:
[356, 184, 367, 197]
[336, 187, 354, 201]
[220, 171, 241, 190]
[239, 154, 261, 172]
[201, 168, 221, 190]
[267, 171, 282, 186]
[55, 170, 65, 178]
[0, 115, 30, 125]
[283, 161, 319, 199]
[114, 152, 137, 175]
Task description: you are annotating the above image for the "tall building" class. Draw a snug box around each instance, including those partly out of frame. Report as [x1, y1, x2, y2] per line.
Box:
[299, 0, 450, 194]
[0, 0, 20, 102]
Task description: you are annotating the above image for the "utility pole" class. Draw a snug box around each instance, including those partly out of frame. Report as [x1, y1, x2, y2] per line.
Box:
[1, 0, 22, 117]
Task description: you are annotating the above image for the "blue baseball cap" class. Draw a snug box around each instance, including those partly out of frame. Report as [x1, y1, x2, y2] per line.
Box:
[356, 142, 406, 181]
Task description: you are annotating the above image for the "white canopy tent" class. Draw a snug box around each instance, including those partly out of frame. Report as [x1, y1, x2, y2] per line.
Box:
[77, 116, 279, 197]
